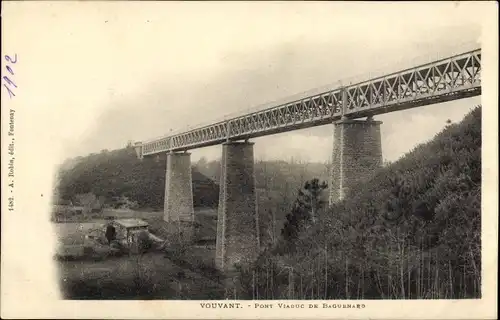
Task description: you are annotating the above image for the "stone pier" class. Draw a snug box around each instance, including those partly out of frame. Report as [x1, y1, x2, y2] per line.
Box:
[329, 118, 383, 205]
[215, 141, 259, 272]
[164, 152, 195, 243]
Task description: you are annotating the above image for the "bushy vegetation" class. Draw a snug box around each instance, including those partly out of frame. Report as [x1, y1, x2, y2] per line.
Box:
[237, 106, 482, 300]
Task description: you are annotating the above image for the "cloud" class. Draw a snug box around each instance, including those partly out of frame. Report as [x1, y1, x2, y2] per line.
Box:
[53, 3, 481, 163]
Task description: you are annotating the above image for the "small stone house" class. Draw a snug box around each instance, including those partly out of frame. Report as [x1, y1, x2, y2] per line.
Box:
[107, 218, 149, 251]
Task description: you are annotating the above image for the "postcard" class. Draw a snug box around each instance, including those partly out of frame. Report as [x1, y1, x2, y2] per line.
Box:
[1, 1, 497, 319]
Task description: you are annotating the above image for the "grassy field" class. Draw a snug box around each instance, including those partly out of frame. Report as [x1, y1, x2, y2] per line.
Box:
[54, 221, 107, 246]
[58, 252, 225, 299]
[54, 207, 225, 299]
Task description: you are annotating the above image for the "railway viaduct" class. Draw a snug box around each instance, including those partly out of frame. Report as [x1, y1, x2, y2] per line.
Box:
[133, 48, 481, 272]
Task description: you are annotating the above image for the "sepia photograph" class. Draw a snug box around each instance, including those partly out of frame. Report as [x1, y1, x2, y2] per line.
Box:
[1, 1, 497, 319]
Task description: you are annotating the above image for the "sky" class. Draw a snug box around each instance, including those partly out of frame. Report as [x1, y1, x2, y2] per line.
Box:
[6, 2, 482, 164]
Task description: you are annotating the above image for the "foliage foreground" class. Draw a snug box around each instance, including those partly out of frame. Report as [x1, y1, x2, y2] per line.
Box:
[237, 106, 481, 300]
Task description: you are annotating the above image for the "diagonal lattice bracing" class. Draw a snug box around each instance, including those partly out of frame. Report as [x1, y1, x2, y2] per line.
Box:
[138, 49, 481, 158]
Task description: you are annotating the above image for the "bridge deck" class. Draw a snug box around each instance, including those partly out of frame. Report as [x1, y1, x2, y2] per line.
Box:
[138, 49, 481, 158]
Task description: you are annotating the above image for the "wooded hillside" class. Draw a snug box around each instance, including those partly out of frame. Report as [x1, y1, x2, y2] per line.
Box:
[238, 106, 482, 300]
[56, 147, 220, 209]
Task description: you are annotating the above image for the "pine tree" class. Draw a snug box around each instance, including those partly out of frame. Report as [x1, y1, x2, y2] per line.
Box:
[280, 178, 328, 252]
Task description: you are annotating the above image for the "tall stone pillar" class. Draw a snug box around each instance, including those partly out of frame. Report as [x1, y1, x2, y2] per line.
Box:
[215, 141, 259, 272]
[164, 152, 195, 242]
[329, 118, 383, 205]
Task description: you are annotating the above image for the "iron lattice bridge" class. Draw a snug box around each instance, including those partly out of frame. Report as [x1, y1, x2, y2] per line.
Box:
[137, 48, 481, 158]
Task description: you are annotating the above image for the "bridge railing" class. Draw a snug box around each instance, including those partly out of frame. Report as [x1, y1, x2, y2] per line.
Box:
[137, 44, 481, 158]
[154, 40, 481, 137]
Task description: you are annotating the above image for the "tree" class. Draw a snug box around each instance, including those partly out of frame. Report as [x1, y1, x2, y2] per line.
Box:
[105, 225, 116, 244]
[74, 192, 102, 214]
[301, 179, 328, 223]
[196, 156, 208, 171]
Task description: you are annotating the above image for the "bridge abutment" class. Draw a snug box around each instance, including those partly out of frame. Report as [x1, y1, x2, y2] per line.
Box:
[215, 141, 259, 272]
[164, 152, 195, 243]
[329, 118, 383, 205]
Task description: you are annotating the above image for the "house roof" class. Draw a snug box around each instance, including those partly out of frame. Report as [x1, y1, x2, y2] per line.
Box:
[113, 218, 149, 229]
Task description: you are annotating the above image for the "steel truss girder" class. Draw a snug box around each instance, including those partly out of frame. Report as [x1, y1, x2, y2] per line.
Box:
[139, 49, 481, 158]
